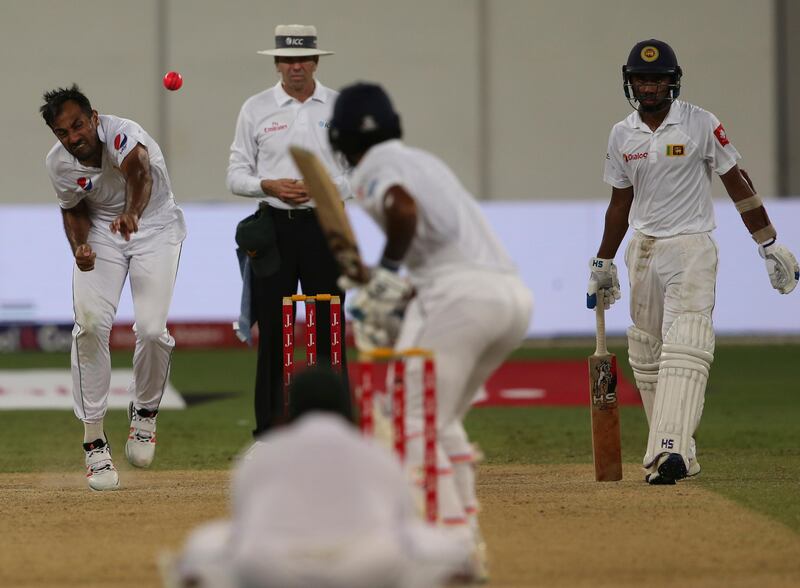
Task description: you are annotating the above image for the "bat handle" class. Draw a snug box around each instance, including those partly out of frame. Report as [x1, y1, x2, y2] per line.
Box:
[595, 304, 608, 356]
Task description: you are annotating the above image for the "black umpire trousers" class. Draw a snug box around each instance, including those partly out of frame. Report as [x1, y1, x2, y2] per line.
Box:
[250, 206, 349, 435]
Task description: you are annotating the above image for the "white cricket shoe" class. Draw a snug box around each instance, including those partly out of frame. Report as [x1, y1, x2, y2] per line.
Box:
[126, 402, 158, 468]
[84, 439, 120, 491]
[686, 456, 702, 477]
[645, 452, 688, 485]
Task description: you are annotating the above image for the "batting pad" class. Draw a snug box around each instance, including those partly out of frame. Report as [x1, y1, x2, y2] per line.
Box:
[644, 314, 714, 469]
[627, 326, 661, 424]
[405, 436, 468, 527]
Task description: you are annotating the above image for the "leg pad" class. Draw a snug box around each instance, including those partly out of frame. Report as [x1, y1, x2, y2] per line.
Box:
[627, 326, 661, 423]
[644, 314, 714, 471]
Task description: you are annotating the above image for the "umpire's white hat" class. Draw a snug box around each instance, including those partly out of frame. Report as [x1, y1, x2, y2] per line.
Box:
[258, 24, 334, 57]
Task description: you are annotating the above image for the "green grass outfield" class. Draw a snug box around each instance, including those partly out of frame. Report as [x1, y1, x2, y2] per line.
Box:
[1, 344, 798, 532]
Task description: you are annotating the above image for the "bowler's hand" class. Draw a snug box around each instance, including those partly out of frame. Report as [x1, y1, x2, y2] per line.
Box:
[74, 243, 96, 272]
[110, 213, 139, 241]
[261, 178, 311, 204]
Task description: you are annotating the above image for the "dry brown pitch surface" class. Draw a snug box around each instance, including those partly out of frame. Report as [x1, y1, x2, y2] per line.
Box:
[1, 465, 799, 587]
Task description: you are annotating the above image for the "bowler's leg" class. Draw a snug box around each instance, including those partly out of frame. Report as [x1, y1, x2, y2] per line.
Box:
[126, 239, 182, 467]
[72, 235, 128, 490]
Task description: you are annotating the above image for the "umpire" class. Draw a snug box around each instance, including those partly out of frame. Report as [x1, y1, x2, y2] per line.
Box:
[227, 24, 350, 436]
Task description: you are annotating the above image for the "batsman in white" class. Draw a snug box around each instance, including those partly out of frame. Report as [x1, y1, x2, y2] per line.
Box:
[168, 367, 469, 588]
[42, 85, 186, 491]
[328, 82, 534, 581]
[588, 40, 799, 485]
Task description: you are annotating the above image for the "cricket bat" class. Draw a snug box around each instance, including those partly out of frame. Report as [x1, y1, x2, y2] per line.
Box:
[588, 304, 622, 481]
[289, 146, 365, 281]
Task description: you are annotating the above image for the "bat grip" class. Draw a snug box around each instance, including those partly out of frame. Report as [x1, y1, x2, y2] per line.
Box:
[595, 304, 608, 356]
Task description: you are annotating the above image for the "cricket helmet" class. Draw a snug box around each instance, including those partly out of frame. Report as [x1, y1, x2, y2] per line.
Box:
[622, 39, 682, 109]
[329, 82, 402, 162]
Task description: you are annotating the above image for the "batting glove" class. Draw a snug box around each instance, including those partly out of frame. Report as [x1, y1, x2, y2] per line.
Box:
[348, 267, 414, 352]
[587, 257, 621, 310]
[758, 240, 800, 294]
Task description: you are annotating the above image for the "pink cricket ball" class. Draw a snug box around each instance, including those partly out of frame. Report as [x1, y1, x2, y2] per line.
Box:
[163, 71, 183, 91]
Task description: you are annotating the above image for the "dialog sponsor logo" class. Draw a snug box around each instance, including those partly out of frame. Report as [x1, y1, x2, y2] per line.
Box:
[623, 152, 648, 163]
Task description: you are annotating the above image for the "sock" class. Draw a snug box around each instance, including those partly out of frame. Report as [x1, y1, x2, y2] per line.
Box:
[84, 421, 106, 444]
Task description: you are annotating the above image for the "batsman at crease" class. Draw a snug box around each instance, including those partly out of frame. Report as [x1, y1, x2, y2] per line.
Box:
[327, 82, 533, 582]
[588, 39, 799, 486]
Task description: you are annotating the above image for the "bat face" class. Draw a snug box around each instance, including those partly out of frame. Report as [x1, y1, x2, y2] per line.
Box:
[588, 351, 622, 481]
[290, 146, 365, 280]
[589, 353, 618, 410]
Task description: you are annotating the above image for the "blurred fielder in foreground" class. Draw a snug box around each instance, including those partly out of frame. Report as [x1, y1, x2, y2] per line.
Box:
[168, 367, 469, 588]
[588, 39, 799, 485]
[328, 82, 534, 581]
[42, 85, 186, 491]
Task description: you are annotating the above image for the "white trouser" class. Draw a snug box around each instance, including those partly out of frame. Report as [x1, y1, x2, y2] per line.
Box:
[395, 269, 533, 525]
[624, 231, 717, 340]
[625, 231, 717, 465]
[71, 220, 184, 422]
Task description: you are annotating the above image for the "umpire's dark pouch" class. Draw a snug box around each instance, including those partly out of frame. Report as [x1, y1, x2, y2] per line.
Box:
[235, 202, 280, 277]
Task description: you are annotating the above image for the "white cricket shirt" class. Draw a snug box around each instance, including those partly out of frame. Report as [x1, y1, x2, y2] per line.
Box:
[603, 100, 741, 237]
[350, 140, 516, 284]
[231, 414, 416, 551]
[227, 80, 350, 209]
[46, 115, 184, 230]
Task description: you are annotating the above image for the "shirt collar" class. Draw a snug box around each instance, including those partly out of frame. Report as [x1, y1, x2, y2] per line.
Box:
[632, 101, 681, 130]
[662, 101, 682, 126]
[273, 79, 328, 106]
[96, 115, 108, 143]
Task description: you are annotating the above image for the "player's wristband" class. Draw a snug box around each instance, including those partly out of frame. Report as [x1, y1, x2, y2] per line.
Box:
[379, 255, 403, 272]
[751, 223, 777, 245]
[735, 194, 763, 213]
